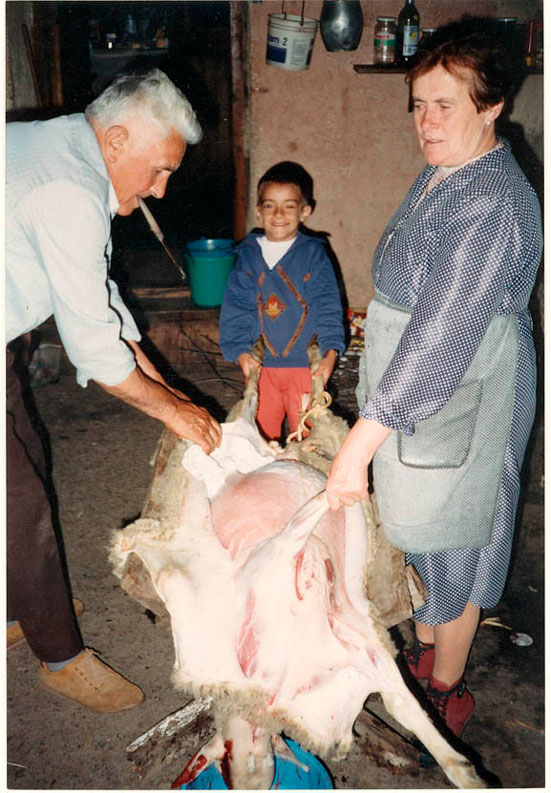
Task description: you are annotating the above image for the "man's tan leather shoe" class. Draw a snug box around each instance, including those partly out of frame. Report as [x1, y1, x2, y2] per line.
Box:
[7, 598, 85, 650]
[40, 648, 144, 712]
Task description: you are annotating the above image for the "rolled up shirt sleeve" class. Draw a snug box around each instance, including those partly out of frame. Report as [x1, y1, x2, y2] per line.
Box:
[24, 180, 140, 387]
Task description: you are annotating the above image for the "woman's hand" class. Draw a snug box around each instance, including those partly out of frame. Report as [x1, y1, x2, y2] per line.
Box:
[326, 418, 393, 510]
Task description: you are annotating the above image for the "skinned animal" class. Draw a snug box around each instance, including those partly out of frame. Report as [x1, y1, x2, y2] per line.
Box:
[110, 353, 485, 790]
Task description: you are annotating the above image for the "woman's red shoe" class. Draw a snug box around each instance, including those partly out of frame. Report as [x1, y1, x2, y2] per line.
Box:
[426, 676, 475, 736]
[401, 636, 435, 680]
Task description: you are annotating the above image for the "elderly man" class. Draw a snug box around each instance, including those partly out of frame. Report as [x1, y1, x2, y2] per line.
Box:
[7, 69, 221, 712]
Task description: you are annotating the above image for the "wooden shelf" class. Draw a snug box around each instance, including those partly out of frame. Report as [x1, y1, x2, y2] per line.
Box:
[354, 63, 542, 76]
[354, 64, 408, 74]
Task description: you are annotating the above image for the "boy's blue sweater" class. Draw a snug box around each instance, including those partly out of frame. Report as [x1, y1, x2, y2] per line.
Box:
[220, 231, 346, 368]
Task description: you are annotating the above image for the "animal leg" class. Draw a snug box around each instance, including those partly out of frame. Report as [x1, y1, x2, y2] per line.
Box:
[380, 684, 485, 789]
[170, 733, 226, 787]
[271, 734, 309, 771]
[217, 715, 275, 790]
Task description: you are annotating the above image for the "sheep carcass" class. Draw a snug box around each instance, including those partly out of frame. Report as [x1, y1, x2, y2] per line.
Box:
[111, 396, 484, 790]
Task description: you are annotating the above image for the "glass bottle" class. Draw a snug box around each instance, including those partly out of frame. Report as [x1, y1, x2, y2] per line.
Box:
[395, 0, 420, 66]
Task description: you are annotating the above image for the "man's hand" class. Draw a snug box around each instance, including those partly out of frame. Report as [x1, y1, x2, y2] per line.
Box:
[311, 349, 338, 386]
[168, 398, 222, 453]
[97, 341, 222, 454]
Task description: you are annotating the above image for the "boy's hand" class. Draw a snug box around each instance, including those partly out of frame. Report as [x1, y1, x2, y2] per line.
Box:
[238, 352, 261, 380]
[311, 349, 338, 386]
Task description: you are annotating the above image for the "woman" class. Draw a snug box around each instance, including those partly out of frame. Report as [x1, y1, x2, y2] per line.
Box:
[326, 27, 542, 737]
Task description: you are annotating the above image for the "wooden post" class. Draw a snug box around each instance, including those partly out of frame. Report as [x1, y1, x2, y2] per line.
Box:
[50, 23, 63, 106]
[230, 1, 249, 242]
[21, 23, 43, 107]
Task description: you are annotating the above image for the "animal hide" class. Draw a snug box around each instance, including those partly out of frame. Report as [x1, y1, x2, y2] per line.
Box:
[110, 384, 484, 789]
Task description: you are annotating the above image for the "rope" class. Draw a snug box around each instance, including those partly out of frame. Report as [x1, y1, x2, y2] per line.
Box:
[286, 391, 332, 443]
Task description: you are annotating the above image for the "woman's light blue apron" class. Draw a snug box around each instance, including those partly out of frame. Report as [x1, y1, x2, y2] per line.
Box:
[356, 291, 518, 554]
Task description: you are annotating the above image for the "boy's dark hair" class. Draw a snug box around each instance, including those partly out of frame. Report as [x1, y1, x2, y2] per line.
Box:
[257, 161, 316, 211]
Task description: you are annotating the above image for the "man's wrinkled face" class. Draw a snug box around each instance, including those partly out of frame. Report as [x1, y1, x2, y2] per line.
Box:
[105, 116, 186, 216]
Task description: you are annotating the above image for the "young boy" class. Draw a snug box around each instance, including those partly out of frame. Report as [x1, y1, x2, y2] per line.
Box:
[220, 161, 346, 440]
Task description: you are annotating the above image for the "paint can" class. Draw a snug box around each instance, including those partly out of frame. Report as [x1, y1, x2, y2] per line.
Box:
[266, 13, 318, 71]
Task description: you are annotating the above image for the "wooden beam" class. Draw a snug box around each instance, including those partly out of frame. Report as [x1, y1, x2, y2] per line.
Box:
[355, 708, 420, 775]
[125, 698, 423, 782]
[50, 22, 63, 106]
[230, 1, 249, 242]
[21, 23, 43, 107]
[126, 698, 215, 780]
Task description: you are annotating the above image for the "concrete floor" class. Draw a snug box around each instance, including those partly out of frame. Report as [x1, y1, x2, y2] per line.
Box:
[5, 343, 545, 790]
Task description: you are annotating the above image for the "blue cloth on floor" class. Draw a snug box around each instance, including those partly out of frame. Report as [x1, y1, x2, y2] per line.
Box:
[178, 737, 333, 789]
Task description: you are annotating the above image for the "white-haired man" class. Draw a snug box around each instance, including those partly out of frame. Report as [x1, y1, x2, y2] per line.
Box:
[7, 69, 221, 712]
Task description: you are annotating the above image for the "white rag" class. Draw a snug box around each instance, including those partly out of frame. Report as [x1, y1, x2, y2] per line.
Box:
[182, 418, 276, 499]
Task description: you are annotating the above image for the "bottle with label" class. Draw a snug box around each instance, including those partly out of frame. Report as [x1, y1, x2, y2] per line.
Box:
[374, 17, 396, 64]
[395, 0, 420, 66]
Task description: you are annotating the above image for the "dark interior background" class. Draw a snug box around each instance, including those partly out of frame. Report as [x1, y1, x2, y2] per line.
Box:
[38, 2, 236, 290]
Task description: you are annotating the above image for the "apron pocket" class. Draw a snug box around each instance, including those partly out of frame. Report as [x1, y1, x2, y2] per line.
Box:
[398, 380, 482, 469]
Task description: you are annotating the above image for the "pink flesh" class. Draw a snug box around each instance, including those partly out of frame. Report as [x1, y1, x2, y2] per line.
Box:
[237, 589, 259, 677]
[210, 465, 371, 700]
[210, 469, 326, 558]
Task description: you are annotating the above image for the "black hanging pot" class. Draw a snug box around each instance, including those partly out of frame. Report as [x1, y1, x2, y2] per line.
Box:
[320, 0, 364, 52]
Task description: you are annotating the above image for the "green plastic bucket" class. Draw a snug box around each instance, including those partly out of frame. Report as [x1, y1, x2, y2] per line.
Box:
[184, 238, 236, 308]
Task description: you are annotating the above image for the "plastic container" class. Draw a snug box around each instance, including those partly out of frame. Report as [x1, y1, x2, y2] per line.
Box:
[266, 13, 318, 71]
[175, 737, 333, 789]
[183, 238, 236, 308]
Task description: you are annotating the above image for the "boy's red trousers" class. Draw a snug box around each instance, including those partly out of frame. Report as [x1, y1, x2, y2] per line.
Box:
[256, 366, 312, 441]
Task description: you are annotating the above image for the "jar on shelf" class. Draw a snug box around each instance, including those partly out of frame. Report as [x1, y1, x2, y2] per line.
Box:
[533, 20, 544, 68]
[419, 28, 437, 50]
[374, 17, 396, 64]
[495, 17, 518, 51]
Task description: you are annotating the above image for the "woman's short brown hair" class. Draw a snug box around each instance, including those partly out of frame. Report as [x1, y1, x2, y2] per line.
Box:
[406, 17, 522, 113]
